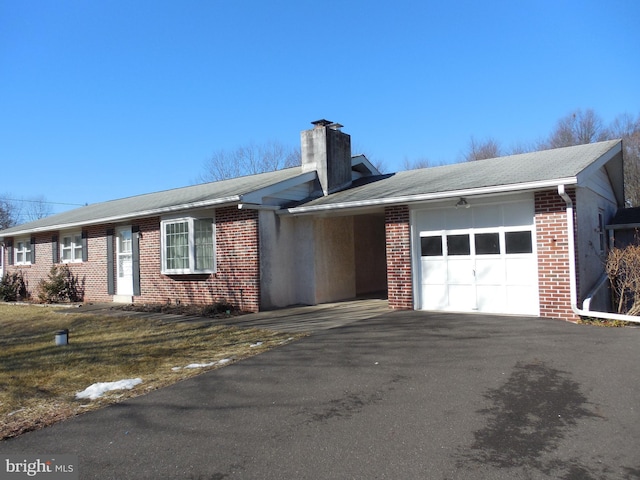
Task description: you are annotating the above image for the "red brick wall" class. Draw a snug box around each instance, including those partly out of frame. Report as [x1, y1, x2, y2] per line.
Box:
[535, 189, 579, 322]
[3, 207, 261, 312]
[2, 228, 113, 303]
[3, 233, 56, 300]
[385, 205, 413, 309]
[134, 208, 260, 311]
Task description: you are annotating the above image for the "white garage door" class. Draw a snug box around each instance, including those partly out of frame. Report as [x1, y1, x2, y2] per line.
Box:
[414, 198, 539, 316]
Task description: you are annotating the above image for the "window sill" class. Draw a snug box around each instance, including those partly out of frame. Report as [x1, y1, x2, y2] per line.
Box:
[162, 270, 216, 276]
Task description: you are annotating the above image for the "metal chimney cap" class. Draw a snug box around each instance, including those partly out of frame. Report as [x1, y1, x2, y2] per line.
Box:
[311, 119, 333, 127]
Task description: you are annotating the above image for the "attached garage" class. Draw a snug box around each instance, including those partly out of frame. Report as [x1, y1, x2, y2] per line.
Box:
[282, 137, 625, 322]
[412, 195, 539, 315]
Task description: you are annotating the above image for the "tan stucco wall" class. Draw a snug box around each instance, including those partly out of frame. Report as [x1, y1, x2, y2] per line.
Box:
[259, 212, 386, 309]
[259, 211, 316, 309]
[313, 216, 356, 304]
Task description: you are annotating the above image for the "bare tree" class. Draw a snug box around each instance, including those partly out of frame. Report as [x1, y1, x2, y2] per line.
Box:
[402, 157, 436, 170]
[196, 141, 301, 183]
[545, 109, 608, 148]
[606, 112, 640, 206]
[23, 195, 54, 221]
[463, 136, 501, 162]
[0, 197, 15, 231]
[0, 194, 58, 228]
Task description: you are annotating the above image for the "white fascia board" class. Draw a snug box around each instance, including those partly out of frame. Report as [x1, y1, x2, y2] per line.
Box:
[351, 155, 380, 175]
[575, 141, 622, 184]
[281, 178, 578, 216]
[0, 196, 242, 238]
[237, 203, 281, 211]
[240, 171, 318, 204]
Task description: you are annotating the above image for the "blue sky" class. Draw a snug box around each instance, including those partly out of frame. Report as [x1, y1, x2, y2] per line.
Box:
[1, 0, 638, 218]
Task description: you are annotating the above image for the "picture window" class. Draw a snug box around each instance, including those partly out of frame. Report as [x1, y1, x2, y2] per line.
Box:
[161, 217, 215, 274]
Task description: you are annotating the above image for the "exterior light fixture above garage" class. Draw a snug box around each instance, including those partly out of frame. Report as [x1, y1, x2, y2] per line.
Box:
[455, 198, 470, 209]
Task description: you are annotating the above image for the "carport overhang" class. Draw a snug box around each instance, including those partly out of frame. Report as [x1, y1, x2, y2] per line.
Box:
[279, 177, 579, 217]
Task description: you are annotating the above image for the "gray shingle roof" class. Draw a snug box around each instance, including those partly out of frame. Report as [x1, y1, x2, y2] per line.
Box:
[0, 139, 623, 236]
[287, 140, 622, 213]
[0, 167, 303, 236]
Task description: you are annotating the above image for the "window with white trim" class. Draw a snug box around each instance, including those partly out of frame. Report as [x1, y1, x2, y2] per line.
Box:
[15, 238, 32, 265]
[597, 209, 606, 254]
[161, 217, 215, 274]
[61, 232, 83, 263]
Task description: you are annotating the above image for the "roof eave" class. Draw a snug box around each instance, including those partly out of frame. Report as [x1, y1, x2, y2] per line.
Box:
[606, 223, 640, 230]
[0, 195, 243, 239]
[281, 178, 578, 216]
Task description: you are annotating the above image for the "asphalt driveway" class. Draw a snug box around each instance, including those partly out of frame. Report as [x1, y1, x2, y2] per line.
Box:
[1, 307, 639, 479]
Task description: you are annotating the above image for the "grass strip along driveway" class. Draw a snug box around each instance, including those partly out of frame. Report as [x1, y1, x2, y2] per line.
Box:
[0, 304, 302, 440]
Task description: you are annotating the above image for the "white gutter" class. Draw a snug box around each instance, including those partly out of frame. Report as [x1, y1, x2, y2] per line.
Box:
[283, 177, 579, 215]
[558, 184, 640, 324]
[237, 203, 281, 211]
[0, 196, 243, 238]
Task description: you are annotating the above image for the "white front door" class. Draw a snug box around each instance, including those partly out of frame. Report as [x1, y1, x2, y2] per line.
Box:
[0, 245, 4, 278]
[116, 227, 133, 296]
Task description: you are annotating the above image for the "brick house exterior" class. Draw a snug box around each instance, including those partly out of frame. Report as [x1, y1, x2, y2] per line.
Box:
[380, 189, 584, 321]
[534, 189, 577, 322]
[284, 136, 624, 322]
[2, 208, 262, 311]
[0, 124, 626, 322]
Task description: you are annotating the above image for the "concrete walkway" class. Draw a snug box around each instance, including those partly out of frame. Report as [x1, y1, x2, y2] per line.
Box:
[70, 297, 391, 333]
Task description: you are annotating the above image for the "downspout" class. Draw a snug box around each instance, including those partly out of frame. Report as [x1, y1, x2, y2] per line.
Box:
[558, 184, 640, 323]
[557, 185, 579, 312]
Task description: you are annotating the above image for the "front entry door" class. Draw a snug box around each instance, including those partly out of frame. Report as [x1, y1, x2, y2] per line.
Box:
[116, 227, 133, 296]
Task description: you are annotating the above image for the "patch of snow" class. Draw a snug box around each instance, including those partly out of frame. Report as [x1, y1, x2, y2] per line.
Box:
[250, 342, 263, 348]
[171, 358, 232, 371]
[75, 378, 143, 400]
[185, 361, 216, 369]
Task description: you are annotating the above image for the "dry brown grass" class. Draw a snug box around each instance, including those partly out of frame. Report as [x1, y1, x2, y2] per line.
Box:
[0, 304, 302, 440]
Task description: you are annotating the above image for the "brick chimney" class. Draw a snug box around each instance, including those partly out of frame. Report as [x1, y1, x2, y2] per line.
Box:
[301, 119, 352, 196]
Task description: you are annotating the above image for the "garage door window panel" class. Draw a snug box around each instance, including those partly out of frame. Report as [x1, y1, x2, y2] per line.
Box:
[475, 233, 500, 255]
[505, 231, 533, 254]
[421, 236, 443, 256]
[447, 234, 470, 256]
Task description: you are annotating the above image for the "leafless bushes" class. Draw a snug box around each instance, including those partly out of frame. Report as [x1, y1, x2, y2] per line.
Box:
[606, 244, 640, 315]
